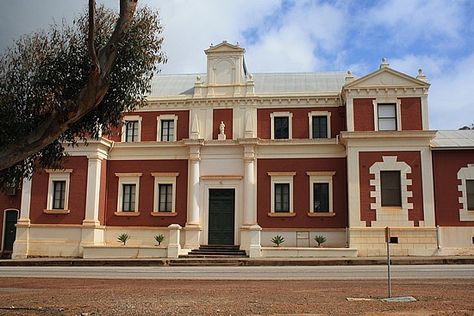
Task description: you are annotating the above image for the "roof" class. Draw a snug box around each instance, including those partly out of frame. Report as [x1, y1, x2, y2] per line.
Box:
[431, 130, 474, 149]
[149, 72, 346, 97]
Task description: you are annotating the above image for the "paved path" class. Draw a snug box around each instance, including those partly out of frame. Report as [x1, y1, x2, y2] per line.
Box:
[0, 264, 473, 280]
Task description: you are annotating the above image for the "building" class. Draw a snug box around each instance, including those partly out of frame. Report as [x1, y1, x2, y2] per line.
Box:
[1, 41, 473, 259]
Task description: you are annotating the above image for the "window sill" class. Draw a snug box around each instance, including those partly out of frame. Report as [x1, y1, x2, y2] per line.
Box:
[114, 211, 140, 217]
[307, 212, 335, 217]
[268, 212, 296, 217]
[150, 212, 177, 217]
[43, 209, 70, 215]
[381, 207, 403, 211]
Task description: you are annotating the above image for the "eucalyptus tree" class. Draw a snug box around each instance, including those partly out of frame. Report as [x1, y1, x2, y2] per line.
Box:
[0, 0, 166, 188]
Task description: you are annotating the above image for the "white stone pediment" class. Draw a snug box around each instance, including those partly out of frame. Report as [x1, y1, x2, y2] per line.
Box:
[345, 68, 429, 89]
[205, 41, 245, 55]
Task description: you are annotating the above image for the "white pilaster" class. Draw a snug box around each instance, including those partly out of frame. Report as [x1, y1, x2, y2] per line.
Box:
[184, 143, 202, 249]
[243, 144, 256, 225]
[347, 146, 364, 227]
[420, 147, 435, 226]
[12, 178, 32, 259]
[83, 157, 102, 226]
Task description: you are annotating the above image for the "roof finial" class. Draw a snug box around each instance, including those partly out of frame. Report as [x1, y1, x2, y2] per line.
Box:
[416, 68, 428, 82]
[380, 58, 389, 69]
[345, 70, 355, 82]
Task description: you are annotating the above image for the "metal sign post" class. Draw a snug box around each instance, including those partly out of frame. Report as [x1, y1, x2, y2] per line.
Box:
[385, 226, 392, 298]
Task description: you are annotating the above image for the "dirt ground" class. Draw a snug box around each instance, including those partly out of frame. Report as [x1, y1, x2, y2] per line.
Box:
[0, 278, 473, 316]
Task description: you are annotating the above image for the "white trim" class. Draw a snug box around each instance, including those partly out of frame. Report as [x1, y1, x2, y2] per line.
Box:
[1, 209, 19, 252]
[270, 112, 293, 140]
[308, 111, 331, 139]
[116, 174, 142, 213]
[152, 173, 178, 213]
[157, 114, 178, 142]
[369, 156, 414, 227]
[46, 170, 71, 211]
[373, 98, 402, 131]
[268, 173, 295, 213]
[307, 171, 335, 214]
[121, 115, 142, 142]
[457, 164, 474, 221]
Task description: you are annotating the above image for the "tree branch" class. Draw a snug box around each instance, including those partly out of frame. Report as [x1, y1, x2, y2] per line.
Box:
[0, 0, 139, 172]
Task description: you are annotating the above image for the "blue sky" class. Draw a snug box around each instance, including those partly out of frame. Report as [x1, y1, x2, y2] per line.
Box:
[1, 0, 473, 129]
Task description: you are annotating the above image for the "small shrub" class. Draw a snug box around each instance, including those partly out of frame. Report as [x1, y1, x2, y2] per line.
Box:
[271, 235, 285, 247]
[154, 234, 165, 246]
[117, 233, 130, 245]
[314, 235, 327, 247]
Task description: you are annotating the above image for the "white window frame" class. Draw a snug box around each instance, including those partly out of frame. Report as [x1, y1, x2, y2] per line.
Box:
[115, 173, 142, 214]
[152, 172, 179, 215]
[121, 115, 142, 142]
[45, 169, 72, 213]
[157, 114, 178, 142]
[373, 98, 402, 131]
[270, 112, 293, 140]
[457, 164, 474, 221]
[308, 111, 331, 139]
[268, 172, 295, 215]
[307, 171, 335, 216]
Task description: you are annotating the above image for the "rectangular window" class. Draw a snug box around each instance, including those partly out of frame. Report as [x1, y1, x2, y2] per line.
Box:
[467, 180, 474, 210]
[122, 184, 136, 212]
[312, 116, 328, 139]
[125, 120, 139, 142]
[274, 117, 289, 139]
[378, 104, 397, 131]
[313, 183, 329, 212]
[380, 171, 401, 207]
[274, 183, 290, 212]
[160, 120, 175, 141]
[158, 184, 173, 212]
[52, 180, 66, 209]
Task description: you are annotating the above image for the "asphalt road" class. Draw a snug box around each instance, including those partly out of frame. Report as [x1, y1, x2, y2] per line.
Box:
[0, 264, 473, 280]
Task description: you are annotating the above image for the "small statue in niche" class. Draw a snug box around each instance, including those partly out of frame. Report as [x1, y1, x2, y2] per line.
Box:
[218, 121, 226, 140]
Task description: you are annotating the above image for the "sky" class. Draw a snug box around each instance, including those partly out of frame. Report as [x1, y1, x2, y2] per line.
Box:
[0, 0, 473, 130]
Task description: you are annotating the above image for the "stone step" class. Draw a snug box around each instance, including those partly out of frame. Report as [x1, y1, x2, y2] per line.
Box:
[186, 251, 247, 256]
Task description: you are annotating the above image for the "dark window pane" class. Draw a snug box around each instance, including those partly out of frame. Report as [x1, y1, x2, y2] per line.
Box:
[274, 117, 289, 139]
[161, 120, 174, 141]
[52, 180, 66, 209]
[122, 184, 136, 212]
[313, 183, 329, 212]
[378, 104, 397, 131]
[125, 120, 139, 142]
[275, 183, 290, 212]
[158, 184, 173, 212]
[312, 116, 328, 138]
[467, 180, 474, 210]
[380, 171, 401, 207]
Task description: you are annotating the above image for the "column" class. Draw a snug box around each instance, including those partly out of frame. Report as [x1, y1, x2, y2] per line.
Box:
[243, 144, 256, 225]
[12, 178, 32, 259]
[184, 144, 202, 249]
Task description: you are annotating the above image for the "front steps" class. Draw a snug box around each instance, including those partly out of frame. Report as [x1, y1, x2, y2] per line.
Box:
[180, 245, 248, 258]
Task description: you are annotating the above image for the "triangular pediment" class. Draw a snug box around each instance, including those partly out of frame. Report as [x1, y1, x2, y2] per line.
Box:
[205, 41, 245, 55]
[344, 67, 429, 89]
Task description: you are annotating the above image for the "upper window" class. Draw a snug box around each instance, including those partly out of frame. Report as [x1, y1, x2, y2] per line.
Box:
[157, 114, 178, 142]
[45, 169, 72, 213]
[377, 103, 397, 131]
[115, 173, 142, 215]
[308, 111, 331, 139]
[467, 180, 474, 210]
[270, 112, 293, 140]
[268, 172, 295, 216]
[152, 172, 179, 215]
[121, 115, 142, 142]
[380, 170, 401, 207]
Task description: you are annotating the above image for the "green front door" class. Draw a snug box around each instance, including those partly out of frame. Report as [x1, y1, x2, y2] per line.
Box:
[3, 210, 18, 252]
[208, 189, 235, 245]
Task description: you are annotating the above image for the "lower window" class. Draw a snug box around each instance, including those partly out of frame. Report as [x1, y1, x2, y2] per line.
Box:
[274, 183, 290, 212]
[52, 180, 66, 209]
[122, 184, 136, 212]
[380, 171, 401, 207]
[158, 184, 173, 212]
[467, 180, 474, 210]
[313, 183, 329, 212]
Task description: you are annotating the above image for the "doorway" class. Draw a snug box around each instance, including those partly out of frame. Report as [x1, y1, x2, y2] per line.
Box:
[208, 189, 235, 245]
[2, 209, 18, 254]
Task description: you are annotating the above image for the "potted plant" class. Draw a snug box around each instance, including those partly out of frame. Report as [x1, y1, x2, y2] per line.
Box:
[314, 235, 327, 247]
[117, 233, 130, 246]
[271, 235, 285, 247]
[154, 234, 165, 246]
